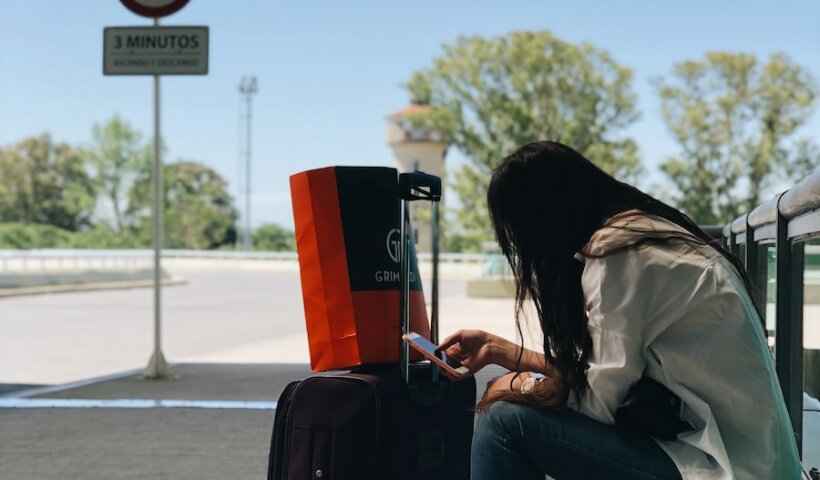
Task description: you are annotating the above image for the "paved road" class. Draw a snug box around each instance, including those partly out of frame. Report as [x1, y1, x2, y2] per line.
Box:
[4, 265, 816, 387]
[0, 268, 521, 385]
[1, 269, 293, 384]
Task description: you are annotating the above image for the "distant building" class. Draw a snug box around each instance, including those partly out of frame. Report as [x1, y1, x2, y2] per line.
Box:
[386, 101, 448, 252]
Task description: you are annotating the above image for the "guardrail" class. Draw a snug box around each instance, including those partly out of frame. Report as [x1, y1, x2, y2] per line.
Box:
[0, 250, 152, 272]
[724, 169, 820, 458]
[0, 249, 487, 272]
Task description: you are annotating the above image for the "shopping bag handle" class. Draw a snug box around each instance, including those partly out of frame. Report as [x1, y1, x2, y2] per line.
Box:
[398, 171, 442, 201]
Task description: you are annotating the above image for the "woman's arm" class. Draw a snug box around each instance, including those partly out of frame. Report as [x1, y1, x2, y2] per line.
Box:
[489, 334, 555, 376]
[438, 329, 557, 377]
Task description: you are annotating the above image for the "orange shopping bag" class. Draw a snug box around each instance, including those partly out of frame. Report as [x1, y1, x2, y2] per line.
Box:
[290, 166, 431, 371]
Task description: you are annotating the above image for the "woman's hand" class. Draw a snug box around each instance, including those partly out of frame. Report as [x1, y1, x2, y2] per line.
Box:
[476, 371, 565, 411]
[438, 329, 552, 380]
[484, 371, 528, 397]
[437, 329, 497, 375]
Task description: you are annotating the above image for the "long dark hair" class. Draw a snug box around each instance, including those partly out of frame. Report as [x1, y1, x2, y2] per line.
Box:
[483, 141, 761, 408]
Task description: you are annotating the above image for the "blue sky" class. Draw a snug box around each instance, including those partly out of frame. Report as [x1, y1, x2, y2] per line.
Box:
[1, 0, 818, 229]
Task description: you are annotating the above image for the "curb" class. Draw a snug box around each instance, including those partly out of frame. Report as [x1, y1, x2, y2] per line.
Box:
[0, 276, 188, 299]
[0, 368, 146, 399]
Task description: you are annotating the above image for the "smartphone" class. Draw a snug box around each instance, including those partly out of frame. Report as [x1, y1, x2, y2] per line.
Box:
[402, 332, 471, 378]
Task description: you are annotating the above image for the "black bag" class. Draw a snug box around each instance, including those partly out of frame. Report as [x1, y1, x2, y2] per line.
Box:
[614, 376, 693, 441]
[267, 171, 477, 480]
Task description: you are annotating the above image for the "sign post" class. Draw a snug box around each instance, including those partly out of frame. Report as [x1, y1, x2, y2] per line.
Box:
[107, 0, 207, 379]
[144, 16, 167, 380]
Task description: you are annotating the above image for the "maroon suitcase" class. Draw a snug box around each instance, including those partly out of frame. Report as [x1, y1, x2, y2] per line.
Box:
[267, 172, 476, 480]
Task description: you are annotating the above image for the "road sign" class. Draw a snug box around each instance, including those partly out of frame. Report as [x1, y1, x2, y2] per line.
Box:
[103, 26, 208, 76]
[120, 0, 190, 18]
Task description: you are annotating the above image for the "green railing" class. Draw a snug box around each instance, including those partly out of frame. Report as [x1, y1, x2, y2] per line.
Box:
[723, 169, 820, 459]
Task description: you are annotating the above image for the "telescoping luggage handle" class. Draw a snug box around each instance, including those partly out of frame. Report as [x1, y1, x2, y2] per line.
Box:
[398, 171, 442, 202]
[398, 172, 442, 384]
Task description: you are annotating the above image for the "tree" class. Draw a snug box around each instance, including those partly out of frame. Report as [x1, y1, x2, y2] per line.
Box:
[84, 115, 151, 232]
[0, 223, 75, 249]
[0, 134, 95, 231]
[405, 31, 642, 250]
[253, 223, 295, 251]
[653, 52, 819, 224]
[128, 161, 237, 249]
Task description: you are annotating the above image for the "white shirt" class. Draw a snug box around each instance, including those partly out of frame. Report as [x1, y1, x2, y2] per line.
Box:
[574, 213, 802, 479]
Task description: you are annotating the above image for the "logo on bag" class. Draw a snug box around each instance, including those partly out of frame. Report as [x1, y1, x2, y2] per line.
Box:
[377, 228, 415, 282]
[386, 228, 401, 263]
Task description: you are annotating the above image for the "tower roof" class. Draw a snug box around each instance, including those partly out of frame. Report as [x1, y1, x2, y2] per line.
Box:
[387, 102, 431, 119]
[386, 101, 446, 145]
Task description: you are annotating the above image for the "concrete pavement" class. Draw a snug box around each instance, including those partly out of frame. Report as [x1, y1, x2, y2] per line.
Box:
[1, 403, 273, 480]
[1, 265, 818, 477]
[0, 267, 529, 385]
[0, 363, 509, 480]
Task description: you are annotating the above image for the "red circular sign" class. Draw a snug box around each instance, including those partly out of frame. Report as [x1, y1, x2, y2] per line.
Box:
[120, 0, 190, 18]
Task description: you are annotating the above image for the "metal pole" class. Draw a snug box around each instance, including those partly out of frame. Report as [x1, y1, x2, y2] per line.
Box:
[774, 193, 804, 456]
[143, 16, 169, 379]
[244, 84, 252, 251]
[431, 202, 439, 345]
[399, 201, 410, 382]
[235, 94, 244, 246]
[238, 76, 257, 251]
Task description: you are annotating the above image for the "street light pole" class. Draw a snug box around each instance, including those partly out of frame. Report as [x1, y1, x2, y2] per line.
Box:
[238, 76, 258, 251]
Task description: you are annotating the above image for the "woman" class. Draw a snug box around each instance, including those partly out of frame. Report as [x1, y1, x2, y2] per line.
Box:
[438, 142, 801, 479]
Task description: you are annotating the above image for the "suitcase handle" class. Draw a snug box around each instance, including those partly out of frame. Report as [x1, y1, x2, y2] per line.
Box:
[399, 171, 441, 384]
[398, 171, 442, 201]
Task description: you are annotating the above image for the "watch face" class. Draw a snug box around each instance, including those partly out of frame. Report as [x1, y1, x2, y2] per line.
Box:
[521, 377, 537, 393]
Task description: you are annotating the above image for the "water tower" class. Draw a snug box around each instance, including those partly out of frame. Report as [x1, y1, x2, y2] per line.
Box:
[386, 100, 448, 252]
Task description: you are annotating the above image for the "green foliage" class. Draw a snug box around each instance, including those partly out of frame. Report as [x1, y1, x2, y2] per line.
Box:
[406, 31, 642, 250]
[253, 223, 296, 251]
[405, 71, 433, 105]
[83, 115, 151, 231]
[72, 224, 147, 249]
[444, 231, 482, 253]
[0, 223, 147, 249]
[0, 134, 96, 231]
[653, 52, 819, 224]
[0, 223, 75, 248]
[129, 161, 237, 249]
[0, 118, 239, 250]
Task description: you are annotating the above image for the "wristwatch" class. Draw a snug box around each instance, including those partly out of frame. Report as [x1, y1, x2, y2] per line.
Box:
[520, 373, 545, 394]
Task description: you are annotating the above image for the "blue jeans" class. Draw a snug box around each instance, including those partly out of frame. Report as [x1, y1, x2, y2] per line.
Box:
[471, 401, 682, 480]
